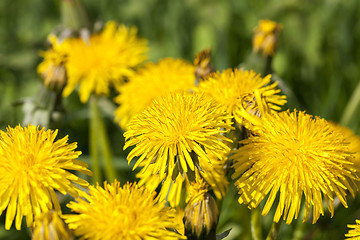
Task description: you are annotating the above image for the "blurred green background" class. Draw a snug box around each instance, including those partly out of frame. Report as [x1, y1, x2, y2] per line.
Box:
[0, 0, 360, 239]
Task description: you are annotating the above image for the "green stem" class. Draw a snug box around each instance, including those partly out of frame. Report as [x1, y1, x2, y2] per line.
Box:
[61, 0, 90, 30]
[340, 80, 360, 127]
[251, 207, 263, 240]
[265, 221, 282, 240]
[90, 96, 102, 184]
[264, 55, 273, 76]
[96, 99, 117, 182]
[292, 204, 306, 240]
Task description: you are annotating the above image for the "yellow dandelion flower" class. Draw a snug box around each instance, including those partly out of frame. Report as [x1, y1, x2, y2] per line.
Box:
[253, 19, 282, 56]
[63, 21, 148, 102]
[124, 92, 232, 182]
[37, 35, 70, 90]
[64, 180, 185, 240]
[0, 125, 91, 230]
[184, 179, 219, 239]
[32, 210, 73, 240]
[195, 68, 286, 124]
[114, 58, 195, 129]
[231, 109, 359, 224]
[346, 219, 360, 240]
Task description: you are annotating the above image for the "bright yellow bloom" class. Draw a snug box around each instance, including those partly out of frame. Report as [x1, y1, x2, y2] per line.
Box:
[37, 35, 70, 90]
[124, 92, 233, 182]
[253, 19, 282, 56]
[0, 125, 91, 230]
[63, 21, 148, 102]
[64, 180, 185, 240]
[195, 68, 286, 124]
[184, 179, 218, 239]
[346, 219, 360, 240]
[114, 58, 195, 129]
[32, 210, 73, 240]
[231, 110, 359, 224]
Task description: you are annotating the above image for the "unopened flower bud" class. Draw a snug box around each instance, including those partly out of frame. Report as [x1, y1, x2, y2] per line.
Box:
[194, 48, 214, 82]
[253, 19, 282, 56]
[184, 179, 219, 240]
[32, 210, 74, 240]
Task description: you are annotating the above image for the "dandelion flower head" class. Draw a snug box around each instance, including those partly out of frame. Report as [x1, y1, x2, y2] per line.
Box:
[114, 58, 195, 129]
[195, 68, 286, 125]
[0, 125, 91, 230]
[63, 21, 148, 102]
[253, 19, 282, 56]
[346, 219, 360, 240]
[124, 92, 233, 183]
[64, 180, 185, 240]
[231, 110, 359, 224]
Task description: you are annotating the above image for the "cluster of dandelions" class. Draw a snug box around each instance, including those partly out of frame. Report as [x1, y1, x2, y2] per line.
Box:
[2, 16, 360, 240]
[0, 125, 185, 240]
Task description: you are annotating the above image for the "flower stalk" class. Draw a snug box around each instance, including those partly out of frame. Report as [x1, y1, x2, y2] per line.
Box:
[61, 0, 90, 31]
[90, 96, 117, 184]
[265, 220, 282, 240]
[90, 96, 102, 184]
[340, 79, 360, 127]
[251, 207, 263, 240]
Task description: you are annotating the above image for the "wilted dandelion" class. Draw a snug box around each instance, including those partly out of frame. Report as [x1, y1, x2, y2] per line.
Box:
[64, 180, 184, 240]
[253, 19, 282, 56]
[346, 219, 360, 240]
[195, 68, 286, 124]
[231, 109, 359, 224]
[0, 125, 91, 230]
[62, 21, 148, 102]
[124, 92, 233, 181]
[114, 58, 195, 129]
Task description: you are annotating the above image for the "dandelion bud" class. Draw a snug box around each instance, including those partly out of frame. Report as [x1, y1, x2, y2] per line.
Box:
[32, 210, 74, 240]
[184, 180, 219, 240]
[194, 48, 214, 81]
[253, 19, 282, 56]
